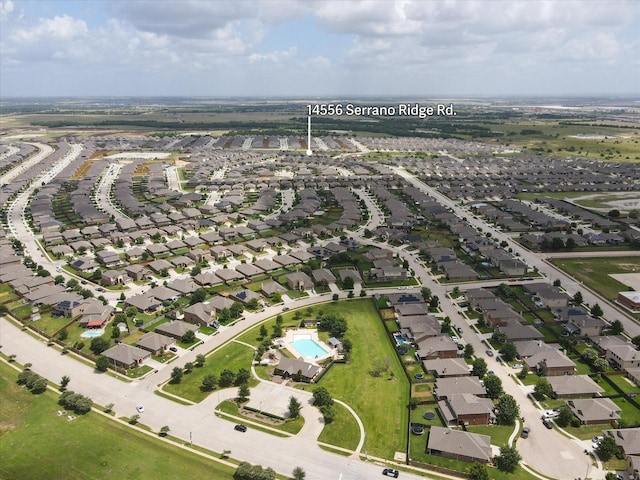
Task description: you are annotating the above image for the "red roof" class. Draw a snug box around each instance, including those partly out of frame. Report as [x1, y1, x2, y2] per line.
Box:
[87, 321, 104, 327]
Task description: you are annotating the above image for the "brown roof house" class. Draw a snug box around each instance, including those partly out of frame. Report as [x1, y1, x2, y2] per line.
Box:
[136, 332, 174, 355]
[155, 320, 198, 340]
[427, 426, 492, 463]
[523, 349, 575, 376]
[416, 335, 459, 360]
[423, 357, 470, 378]
[438, 394, 495, 426]
[547, 375, 604, 398]
[275, 357, 321, 383]
[604, 427, 640, 456]
[286, 271, 313, 291]
[102, 344, 150, 369]
[434, 376, 487, 400]
[606, 344, 640, 371]
[567, 398, 621, 425]
[183, 302, 216, 326]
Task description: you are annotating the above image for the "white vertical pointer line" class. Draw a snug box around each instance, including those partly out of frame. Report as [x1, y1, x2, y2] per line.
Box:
[306, 115, 313, 156]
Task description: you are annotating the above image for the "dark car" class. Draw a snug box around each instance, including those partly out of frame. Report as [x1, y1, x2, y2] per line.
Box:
[169, 346, 178, 353]
[234, 424, 247, 432]
[542, 419, 553, 429]
[382, 468, 399, 478]
[521, 427, 530, 439]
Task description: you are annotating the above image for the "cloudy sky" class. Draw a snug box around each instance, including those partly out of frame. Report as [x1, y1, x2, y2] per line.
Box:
[1, 0, 638, 97]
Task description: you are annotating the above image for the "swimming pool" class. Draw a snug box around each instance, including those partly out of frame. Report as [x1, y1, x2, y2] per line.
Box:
[81, 329, 104, 338]
[394, 333, 410, 346]
[290, 338, 329, 359]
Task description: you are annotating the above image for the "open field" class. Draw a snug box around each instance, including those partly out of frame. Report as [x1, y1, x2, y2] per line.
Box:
[313, 299, 410, 459]
[0, 362, 237, 480]
[551, 256, 640, 301]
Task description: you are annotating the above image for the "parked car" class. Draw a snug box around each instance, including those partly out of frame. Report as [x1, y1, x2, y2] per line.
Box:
[521, 427, 530, 439]
[234, 424, 247, 432]
[136, 405, 144, 413]
[382, 468, 399, 478]
[169, 346, 178, 353]
[486, 349, 494, 357]
[282, 307, 290, 311]
[542, 419, 553, 429]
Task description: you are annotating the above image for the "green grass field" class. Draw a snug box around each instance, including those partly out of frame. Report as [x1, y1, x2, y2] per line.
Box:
[162, 341, 256, 402]
[0, 362, 237, 480]
[551, 257, 640, 301]
[313, 299, 410, 459]
[316, 401, 361, 451]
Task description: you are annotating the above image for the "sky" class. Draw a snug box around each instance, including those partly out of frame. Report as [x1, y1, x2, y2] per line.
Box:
[0, 0, 639, 98]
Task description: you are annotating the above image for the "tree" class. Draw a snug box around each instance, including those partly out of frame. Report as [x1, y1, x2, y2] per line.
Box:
[496, 394, 520, 425]
[195, 354, 206, 367]
[534, 377, 553, 399]
[237, 384, 250, 403]
[320, 405, 334, 424]
[90, 337, 109, 355]
[500, 342, 518, 362]
[60, 375, 71, 391]
[170, 367, 183, 384]
[129, 414, 140, 424]
[551, 237, 564, 250]
[230, 301, 244, 318]
[593, 357, 609, 372]
[463, 343, 475, 359]
[468, 463, 490, 480]
[181, 329, 196, 344]
[219, 369, 235, 387]
[58, 328, 68, 341]
[271, 292, 282, 303]
[54, 274, 65, 285]
[484, 374, 504, 400]
[632, 335, 640, 348]
[430, 295, 439, 308]
[471, 358, 487, 379]
[332, 293, 339, 301]
[565, 237, 576, 250]
[420, 287, 432, 300]
[596, 436, 619, 461]
[573, 291, 583, 305]
[190, 265, 202, 277]
[608, 209, 621, 218]
[288, 396, 302, 419]
[555, 405, 575, 428]
[319, 314, 348, 338]
[591, 303, 603, 317]
[582, 347, 598, 363]
[553, 279, 562, 287]
[343, 276, 354, 290]
[202, 374, 217, 391]
[159, 425, 170, 436]
[496, 445, 522, 472]
[292, 466, 306, 480]
[342, 338, 353, 353]
[259, 324, 268, 338]
[111, 324, 121, 339]
[95, 356, 109, 372]
[235, 368, 250, 386]
[312, 387, 333, 407]
[190, 288, 207, 305]
[610, 319, 624, 335]
[184, 362, 194, 373]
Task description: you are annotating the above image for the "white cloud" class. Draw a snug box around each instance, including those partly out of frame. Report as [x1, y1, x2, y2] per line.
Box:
[249, 46, 297, 64]
[0, 0, 14, 21]
[12, 14, 88, 43]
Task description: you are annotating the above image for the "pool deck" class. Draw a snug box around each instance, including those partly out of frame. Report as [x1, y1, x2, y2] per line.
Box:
[279, 329, 335, 365]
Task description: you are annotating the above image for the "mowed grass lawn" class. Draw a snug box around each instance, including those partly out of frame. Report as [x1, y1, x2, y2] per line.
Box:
[0, 362, 236, 480]
[163, 341, 256, 403]
[314, 299, 409, 459]
[551, 257, 640, 301]
[317, 401, 361, 451]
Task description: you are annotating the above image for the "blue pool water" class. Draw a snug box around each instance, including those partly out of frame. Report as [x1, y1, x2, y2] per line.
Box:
[81, 330, 104, 338]
[290, 339, 329, 358]
[395, 334, 409, 345]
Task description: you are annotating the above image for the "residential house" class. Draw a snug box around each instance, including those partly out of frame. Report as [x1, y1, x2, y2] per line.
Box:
[547, 375, 604, 398]
[567, 398, 621, 425]
[137, 332, 174, 355]
[155, 320, 199, 340]
[102, 344, 150, 369]
[438, 394, 495, 426]
[427, 426, 492, 463]
[416, 335, 459, 360]
[606, 344, 640, 370]
[604, 427, 640, 456]
[496, 323, 544, 342]
[230, 289, 261, 306]
[434, 376, 487, 400]
[183, 302, 216, 326]
[424, 358, 470, 378]
[275, 357, 321, 382]
[523, 349, 576, 376]
[101, 269, 129, 286]
[286, 271, 313, 291]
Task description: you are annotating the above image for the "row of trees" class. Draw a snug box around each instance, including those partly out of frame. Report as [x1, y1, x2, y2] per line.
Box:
[17, 367, 48, 394]
[59, 390, 93, 414]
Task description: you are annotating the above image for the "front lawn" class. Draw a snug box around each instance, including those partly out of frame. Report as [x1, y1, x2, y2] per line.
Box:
[163, 341, 256, 402]
[317, 401, 361, 451]
[0, 362, 237, 480]
[314, 299, 410, 459]
[466, 424, 515, 447]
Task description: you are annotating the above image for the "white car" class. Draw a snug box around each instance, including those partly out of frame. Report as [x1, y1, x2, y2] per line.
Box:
[543, 410, 559, 419]
[136, 405, 144, 413]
